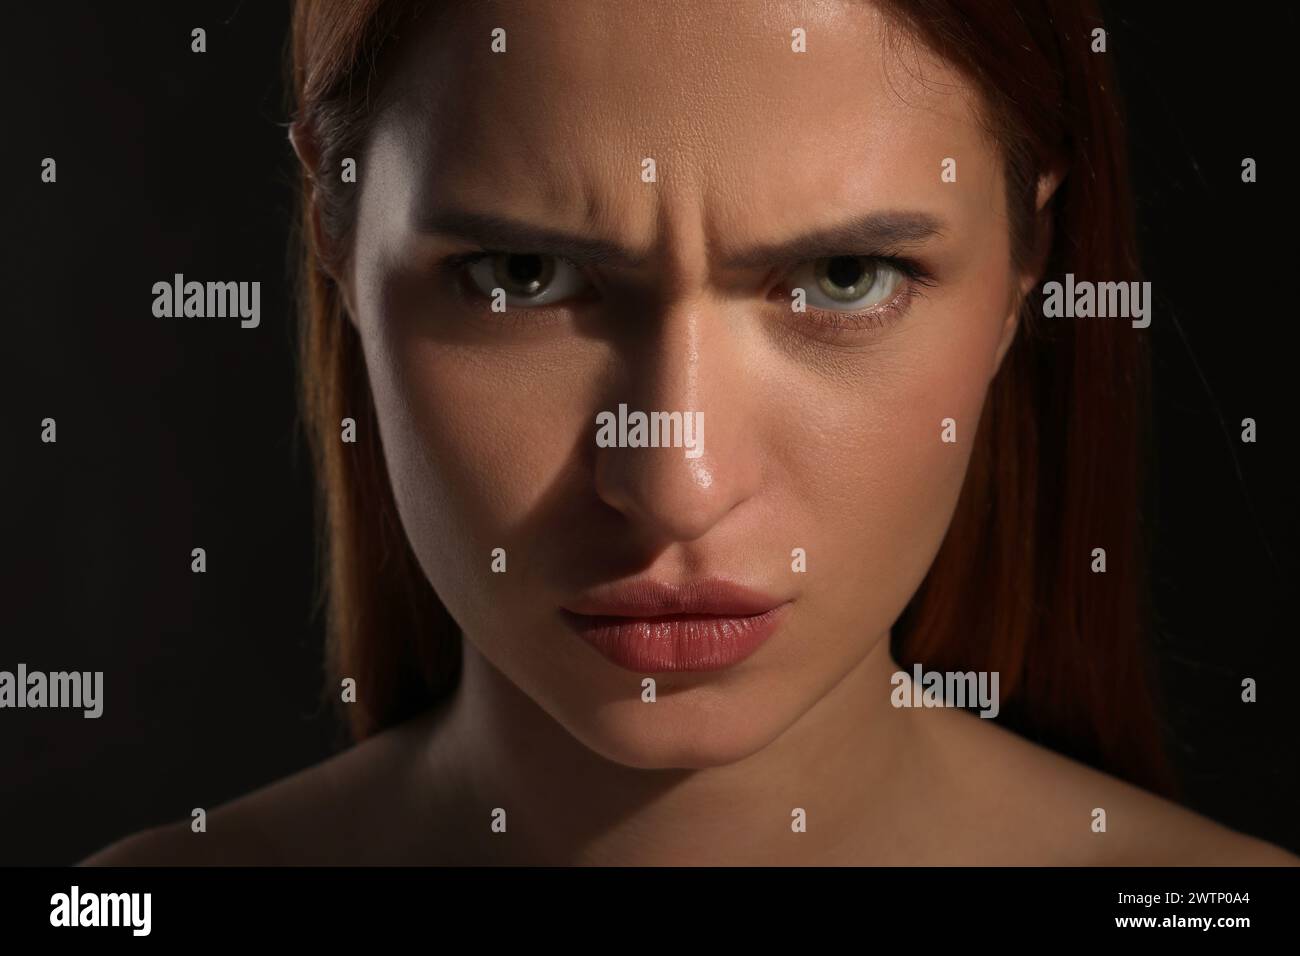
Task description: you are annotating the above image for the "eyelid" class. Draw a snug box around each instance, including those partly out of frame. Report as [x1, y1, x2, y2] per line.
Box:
[791, 252, 935, 283]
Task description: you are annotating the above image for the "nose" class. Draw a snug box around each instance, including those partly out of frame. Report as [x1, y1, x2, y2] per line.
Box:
[593, 295, 762, 545]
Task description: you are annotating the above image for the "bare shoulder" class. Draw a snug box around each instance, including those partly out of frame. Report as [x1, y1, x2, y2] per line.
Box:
[80, 710, 445, 866]
[915, 705, 1298, 866]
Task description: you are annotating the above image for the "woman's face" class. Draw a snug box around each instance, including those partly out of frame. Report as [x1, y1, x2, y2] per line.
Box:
[342, 0, 1026, 768]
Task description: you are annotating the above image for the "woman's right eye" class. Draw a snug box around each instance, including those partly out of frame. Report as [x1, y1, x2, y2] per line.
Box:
[463, 252, 592, 308]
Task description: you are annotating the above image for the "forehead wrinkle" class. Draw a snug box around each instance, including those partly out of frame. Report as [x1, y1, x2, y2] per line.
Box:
[386, 40, 674, 254]
[379, 0, 1002, 287]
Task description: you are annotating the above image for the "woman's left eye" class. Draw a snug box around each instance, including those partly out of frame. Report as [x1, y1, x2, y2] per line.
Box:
[787, 255, 907, 312]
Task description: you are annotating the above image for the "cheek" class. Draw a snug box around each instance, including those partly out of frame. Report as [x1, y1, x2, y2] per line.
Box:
[778, 271, 1010, 627]
[358, 302, 599, 627]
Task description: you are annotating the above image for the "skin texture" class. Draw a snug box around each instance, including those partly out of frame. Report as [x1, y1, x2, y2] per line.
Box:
[85, 0, 1297, 866]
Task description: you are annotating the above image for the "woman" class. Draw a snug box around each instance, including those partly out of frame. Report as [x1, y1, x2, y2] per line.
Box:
[86, 0, 1296, 865]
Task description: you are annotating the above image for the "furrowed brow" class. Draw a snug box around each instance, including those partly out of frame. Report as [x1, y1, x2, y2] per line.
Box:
[415, 208, 944, 271]
[415, 208, 650, 269]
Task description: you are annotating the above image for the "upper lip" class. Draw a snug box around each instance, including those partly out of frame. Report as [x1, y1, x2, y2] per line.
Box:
[562, 579, 785, 618]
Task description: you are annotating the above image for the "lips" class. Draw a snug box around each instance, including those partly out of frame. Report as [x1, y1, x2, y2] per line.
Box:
[561, 580, 788, 672]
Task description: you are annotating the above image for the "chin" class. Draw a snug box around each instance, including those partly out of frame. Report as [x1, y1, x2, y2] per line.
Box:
[554, 687, 793, 771]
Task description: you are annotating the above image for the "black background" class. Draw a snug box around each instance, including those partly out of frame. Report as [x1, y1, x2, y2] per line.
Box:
[2, 1, 1296, 864]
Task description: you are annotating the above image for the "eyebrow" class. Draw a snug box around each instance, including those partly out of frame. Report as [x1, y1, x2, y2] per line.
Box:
[415, 208, 945, 270]
[720, 211, 945, 269]
[416, 209, 650, 269]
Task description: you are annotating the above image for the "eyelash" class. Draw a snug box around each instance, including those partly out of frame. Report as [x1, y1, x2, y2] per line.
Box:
[437, 250, 936, 331]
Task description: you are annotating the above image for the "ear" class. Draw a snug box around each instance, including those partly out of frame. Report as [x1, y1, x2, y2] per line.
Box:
[288, 120, 330, 266]
[992, 164, 1067, 372]
[288, 120, 359, 325]
[288, 119, 319, 177]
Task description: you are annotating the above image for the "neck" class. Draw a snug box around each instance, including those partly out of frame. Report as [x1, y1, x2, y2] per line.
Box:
[419, 634, 923, 865]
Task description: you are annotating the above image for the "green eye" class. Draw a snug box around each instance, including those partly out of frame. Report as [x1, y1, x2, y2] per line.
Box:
[802, 256, 903, 310]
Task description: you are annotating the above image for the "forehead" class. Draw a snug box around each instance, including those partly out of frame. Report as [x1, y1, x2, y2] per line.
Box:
[372, 0, 1002, 254]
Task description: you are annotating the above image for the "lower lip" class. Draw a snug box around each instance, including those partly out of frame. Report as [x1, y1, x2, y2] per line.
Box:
[561, 605, 788, 672]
